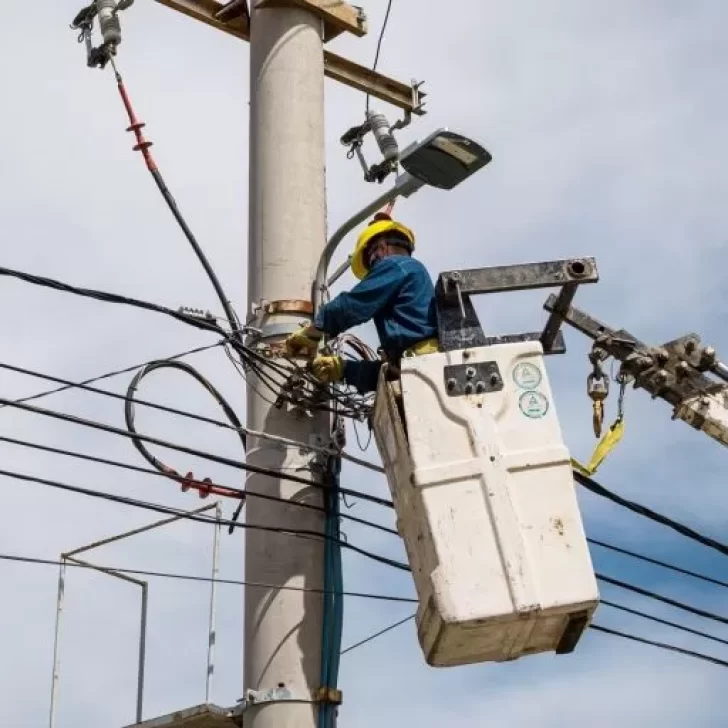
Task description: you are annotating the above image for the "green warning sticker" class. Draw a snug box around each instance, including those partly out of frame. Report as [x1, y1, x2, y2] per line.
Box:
[519, 390, 549, 418]
[513, 362, 542, 390]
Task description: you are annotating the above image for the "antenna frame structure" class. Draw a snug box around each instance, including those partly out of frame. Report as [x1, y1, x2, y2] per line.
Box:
[49, 502, 223, 728]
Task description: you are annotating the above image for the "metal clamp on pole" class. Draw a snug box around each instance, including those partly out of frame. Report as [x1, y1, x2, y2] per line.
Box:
[435, 257, 599, 354]
[257, 0, 367, 41]
[246, 299, 316, 344]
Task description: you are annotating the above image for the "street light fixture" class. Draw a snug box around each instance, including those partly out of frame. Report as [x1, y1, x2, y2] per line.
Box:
[314, 129, 492, 308]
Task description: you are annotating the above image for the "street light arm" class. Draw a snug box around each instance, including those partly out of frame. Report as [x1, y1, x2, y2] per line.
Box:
[313, 171, 424, 311]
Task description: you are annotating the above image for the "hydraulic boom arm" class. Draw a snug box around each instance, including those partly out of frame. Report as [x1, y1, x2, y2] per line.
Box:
[544, 295, 728, 448]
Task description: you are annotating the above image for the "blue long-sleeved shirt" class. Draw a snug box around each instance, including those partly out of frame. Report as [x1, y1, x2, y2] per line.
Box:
[314, 254, 437, 392]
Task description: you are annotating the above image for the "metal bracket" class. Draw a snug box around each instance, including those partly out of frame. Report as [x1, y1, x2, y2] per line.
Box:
[257, 0, 367, 41]
[241, 685, 342, 711]
[444, 361, 503, 397]
[156, 0, 426, 114]
[214, 0, 249, 23]
[242, 687, 309, 710]
[435, 257, 598, 355]
[245, 298, 315, 343]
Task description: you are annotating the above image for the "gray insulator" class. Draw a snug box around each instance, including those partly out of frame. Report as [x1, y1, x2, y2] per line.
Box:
[367, 110, 399, 163]
[97, 0, 122, 48]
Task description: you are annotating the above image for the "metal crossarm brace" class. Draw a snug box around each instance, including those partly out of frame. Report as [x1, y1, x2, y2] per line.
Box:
[155, 0, 426, 114]
[258, 0, 367, 40]
[435, 257, 599, 354]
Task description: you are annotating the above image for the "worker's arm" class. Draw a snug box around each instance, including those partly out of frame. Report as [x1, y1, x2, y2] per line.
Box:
[314, 258, 405, 337]
[312, 354, 382, 394]
[342, 360, 383, 394]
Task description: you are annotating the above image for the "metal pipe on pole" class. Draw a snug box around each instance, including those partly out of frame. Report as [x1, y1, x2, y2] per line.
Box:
[245, 3, 329, 728]
[48, 559, 66, 728]
[205, 503, 222, 703]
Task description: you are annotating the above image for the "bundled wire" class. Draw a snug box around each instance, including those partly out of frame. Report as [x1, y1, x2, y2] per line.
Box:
[0, 265, 222, 336]
[111, 61, 241, 341]
[320, 455, 344, 728]
[125, 359, 247, 499]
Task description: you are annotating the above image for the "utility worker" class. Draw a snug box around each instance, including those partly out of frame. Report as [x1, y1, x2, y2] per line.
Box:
[286, 213, 439, 393]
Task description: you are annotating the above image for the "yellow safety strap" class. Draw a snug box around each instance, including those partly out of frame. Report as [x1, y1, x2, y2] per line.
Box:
[402, 338, 440, 358]
[571, 417, 625, 477]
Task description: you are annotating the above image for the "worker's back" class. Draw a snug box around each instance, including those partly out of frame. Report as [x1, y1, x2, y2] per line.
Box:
[370, 254, 437, 357]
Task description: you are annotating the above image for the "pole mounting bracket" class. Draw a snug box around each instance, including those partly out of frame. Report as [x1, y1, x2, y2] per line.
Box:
[155, 0, 426, 114]
[241, 685, 341, 710]
[257, 0, 367, 41]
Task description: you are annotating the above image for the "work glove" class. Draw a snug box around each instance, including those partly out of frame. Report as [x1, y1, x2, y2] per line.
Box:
[285, 325, 322, 358]
[312, 355, 344, 384]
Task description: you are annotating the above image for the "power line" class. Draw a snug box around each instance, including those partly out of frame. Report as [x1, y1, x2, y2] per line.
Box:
[0, 352, 385, 475]
[601, 600, 728, 648]
[3, 550, 725, 668]
[338, 608, 728, 670]
[23, 352, 725, 562]
[123, 359, 247, 502]
[589, 538, 728, 590]
[0, 394, 395, 510]
[365, 0, 394, 114]
[590, 625, 728, 669]
[0, 357, 242, 435]
[0, 264, 224, 336]
[112, 66, 242, 338]
[597, 573, 728, 627]
[0, 465, 410, 572]
[576, 471, 728, 558]
[0, 435, 399, 537]
[341, 613, 415, 655]
[0, 341, 225, 409]
[0, 552, 418, 605]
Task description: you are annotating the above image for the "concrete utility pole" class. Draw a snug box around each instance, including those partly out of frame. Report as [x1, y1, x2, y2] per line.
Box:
[244, 3, 329, 727]
[148, 2, 425, 726]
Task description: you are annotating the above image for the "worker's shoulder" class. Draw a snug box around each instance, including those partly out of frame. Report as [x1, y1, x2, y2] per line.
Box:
[378, 255, 430, 276]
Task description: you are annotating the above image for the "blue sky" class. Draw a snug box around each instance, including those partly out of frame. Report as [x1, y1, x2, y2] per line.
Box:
[0, 1, 727, 727]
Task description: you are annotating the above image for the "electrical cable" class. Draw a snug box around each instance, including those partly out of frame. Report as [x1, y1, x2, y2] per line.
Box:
[0, 264, 225, 336]
[576, 471, 728, 558]
[589, 625, 728, 669]
[320, 455, 344, 727]
[0, 259, 368, 421]
[0, 434, 399, 536]
[588, 538, 728, 590]
[339, 610, 728, 670]
[0, 341, 225, 409]
[365, 0, 394, 115]
[0, 552, 418, 605]
[597, 573, 728, 627]
[600, 600, 728, 648]
[0, 395, 395, 509]
[124, 359, 247, 495]
[111, 64, 241, 340]
[341, 613, 415, 656]
[0, 357, 241, 436]
[0, 354, 385, 474]
[0, 466, 410, 572]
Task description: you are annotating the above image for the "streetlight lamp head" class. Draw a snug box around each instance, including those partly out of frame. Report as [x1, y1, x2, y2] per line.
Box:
[399, 129, 492, 190]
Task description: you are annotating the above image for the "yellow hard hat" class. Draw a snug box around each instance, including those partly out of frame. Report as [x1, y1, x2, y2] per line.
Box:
[350, 213, 415, 280]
